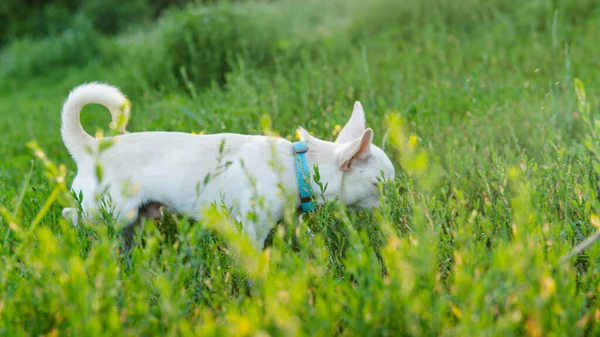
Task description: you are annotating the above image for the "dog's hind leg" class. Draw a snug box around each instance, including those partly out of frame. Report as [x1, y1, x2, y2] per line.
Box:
[64, 174, 102, 227]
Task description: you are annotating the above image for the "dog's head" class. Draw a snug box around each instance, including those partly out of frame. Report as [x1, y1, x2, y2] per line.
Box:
[298, 101, 395, 209]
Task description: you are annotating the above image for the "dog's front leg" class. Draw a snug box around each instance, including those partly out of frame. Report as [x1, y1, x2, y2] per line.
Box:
[243, 220, 270, 251]
[238, 214, 271, 293]
[238, 200, 282, 251]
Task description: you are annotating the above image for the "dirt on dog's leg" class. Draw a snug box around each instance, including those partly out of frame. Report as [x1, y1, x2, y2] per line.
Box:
[138, 202, 164, 221]
[120, 217, 142, 255]
[120, 202, 165, 265]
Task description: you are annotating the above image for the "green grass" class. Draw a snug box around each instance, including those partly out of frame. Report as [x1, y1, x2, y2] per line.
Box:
[1, 0, 600, 335]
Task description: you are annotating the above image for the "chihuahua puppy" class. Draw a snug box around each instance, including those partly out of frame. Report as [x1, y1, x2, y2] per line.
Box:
[60, 83, 394, 249]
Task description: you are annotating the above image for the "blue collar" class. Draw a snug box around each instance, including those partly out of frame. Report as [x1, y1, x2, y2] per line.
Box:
[293, 141, 316, 212]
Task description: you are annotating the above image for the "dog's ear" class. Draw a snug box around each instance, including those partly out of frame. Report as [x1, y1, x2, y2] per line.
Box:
[338, 128, 373, 171]
[297, 126, 314, 142]
[335, 101, 366, 143]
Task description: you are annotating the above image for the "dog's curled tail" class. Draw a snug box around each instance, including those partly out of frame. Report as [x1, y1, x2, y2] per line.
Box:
[61, 82, 131, 162]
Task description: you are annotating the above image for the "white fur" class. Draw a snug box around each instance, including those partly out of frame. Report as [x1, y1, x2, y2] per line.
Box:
[60, 83, 395, 248]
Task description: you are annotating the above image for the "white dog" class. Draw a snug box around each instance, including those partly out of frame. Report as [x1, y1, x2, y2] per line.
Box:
[60, 83, 395, 250]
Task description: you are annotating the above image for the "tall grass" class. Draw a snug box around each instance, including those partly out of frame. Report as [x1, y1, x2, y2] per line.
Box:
[1, 0, 600, 335]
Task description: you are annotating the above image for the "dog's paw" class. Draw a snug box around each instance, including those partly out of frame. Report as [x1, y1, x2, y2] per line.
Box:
[62, 207, 79, 228]
[306, 227, 315, 241]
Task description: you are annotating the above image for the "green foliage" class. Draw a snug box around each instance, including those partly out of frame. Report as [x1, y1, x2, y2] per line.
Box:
[0, 15, 104, 78]
[0, 0, 191, 46]
[1, 0, 600, 335]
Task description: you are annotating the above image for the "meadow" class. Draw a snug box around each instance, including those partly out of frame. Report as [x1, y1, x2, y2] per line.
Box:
[1, 0, 600, 335]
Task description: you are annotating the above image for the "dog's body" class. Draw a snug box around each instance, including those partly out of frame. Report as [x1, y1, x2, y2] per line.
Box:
[61, 83, 394, 249]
